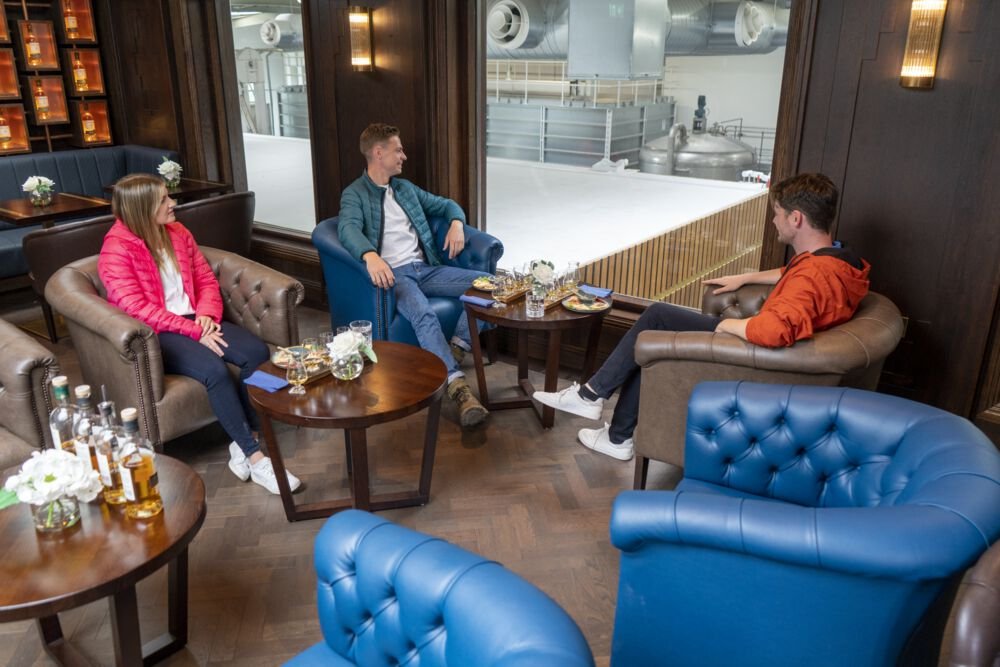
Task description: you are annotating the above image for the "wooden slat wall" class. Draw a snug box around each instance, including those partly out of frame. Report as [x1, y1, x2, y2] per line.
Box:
[580, 192, 768, 307]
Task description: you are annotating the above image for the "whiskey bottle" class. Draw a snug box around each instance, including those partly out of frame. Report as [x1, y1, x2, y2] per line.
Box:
[49, 376, 76, 450]
[81, 103, 96, 142]
[0, 110, 10, 149]
[72, 385, 98, 473]
[33, 80, 49, 121]
[95, 400, 125, 505]
[25, 24, 42, 68]
[63, 3, 79, 40]
[118, 408, 163, 519]
[72, 51, 88, 92]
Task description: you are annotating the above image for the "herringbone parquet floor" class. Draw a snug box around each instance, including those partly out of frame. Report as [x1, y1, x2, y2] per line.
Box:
[0, 298, 682, 667]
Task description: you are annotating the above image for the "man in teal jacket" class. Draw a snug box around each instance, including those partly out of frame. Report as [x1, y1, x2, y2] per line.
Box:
[338, 123, 489, 428]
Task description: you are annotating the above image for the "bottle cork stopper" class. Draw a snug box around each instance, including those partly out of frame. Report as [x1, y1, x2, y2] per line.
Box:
[120, 407, 138, 422]
[52, 375, 68, 387]
[74, 384, 91, 398]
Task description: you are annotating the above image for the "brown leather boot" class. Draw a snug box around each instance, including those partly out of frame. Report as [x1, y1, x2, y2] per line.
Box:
[450, 342, 466, 366]
[447, 377, 488, 428]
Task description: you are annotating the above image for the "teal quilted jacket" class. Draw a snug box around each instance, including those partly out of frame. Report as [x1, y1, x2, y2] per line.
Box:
[337, 171, 466, 267]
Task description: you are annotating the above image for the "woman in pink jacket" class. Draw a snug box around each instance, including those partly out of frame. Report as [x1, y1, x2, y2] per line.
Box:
[98, 173, 300, 495]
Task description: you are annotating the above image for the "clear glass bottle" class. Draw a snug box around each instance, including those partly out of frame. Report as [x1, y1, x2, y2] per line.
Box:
[63, 3, 79, 40]
[72, 384, 98, 473]
[33, 80, 49, 121]
[81, 103, 96, 142]
[118, 408, 162, 519]
[0, 109, 10, 149]
[49, 376, 76, 451]
[25, 24, 42, 67]
[72, 51, 88, 92]
[95, 400, 125, 505]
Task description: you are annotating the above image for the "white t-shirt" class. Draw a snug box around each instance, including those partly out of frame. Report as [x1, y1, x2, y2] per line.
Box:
[158, 251, 194, 316]
[379, 185, 424, 268]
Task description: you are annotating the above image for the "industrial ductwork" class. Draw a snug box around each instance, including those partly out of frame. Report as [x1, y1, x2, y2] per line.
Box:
[486, 0, 790, 61]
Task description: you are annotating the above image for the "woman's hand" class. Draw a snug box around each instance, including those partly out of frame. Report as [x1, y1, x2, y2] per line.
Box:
[196, 315, 220, 338]
[199, 330, 228, 356]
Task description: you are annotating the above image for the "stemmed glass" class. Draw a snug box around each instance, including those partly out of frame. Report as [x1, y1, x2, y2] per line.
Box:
[286, 355, 308, 395]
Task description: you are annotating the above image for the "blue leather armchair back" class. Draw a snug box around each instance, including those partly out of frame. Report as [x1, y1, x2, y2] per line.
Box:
[286, 510, 595, 667]
[312, 216, 502, 344]
[611, 381, 1000, 667]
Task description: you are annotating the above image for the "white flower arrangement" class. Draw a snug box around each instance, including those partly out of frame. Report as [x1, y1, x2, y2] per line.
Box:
[327, 330, 378, 363]
[21, 175, 55, 195]
[157, 157, 183, 183]
[0, 448, 102, 510]
[530, 259, 556, 285]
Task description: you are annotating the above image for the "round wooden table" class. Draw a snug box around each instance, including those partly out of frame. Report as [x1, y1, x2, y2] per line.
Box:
[463, 290, 609, 428]
[0, 455, 206, 666]
[249, 341, 447, 522]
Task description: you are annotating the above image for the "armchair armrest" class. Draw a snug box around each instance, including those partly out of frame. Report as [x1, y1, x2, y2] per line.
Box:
[0, 318, 59, 449]
[611, 490, 990, 581]
[701, 283, 772, 318]
[430, 216, 504, 273]
[203, 247, 303, 347]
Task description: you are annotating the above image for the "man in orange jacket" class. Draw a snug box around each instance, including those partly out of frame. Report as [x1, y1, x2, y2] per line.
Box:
[534, 172, 871, 461]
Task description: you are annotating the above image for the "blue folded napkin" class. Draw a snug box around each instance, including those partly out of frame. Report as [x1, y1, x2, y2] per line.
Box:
[460, 294, 495, 308]
[580, 284, 613, 298]
[245, 370, 289, 392]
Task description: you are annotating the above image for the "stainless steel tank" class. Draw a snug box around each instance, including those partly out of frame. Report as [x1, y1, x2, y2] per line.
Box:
[640, 123, 755, 181]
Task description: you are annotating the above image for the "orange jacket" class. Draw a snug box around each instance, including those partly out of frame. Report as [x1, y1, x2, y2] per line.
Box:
[745, 248, 871, 348]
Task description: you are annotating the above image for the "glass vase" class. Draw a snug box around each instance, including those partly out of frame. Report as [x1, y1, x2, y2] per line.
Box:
[31, 496, 81, 533]
[164, 176, 181, 189]
[29, 190, 52, 207]
[331, 351, 364, 380]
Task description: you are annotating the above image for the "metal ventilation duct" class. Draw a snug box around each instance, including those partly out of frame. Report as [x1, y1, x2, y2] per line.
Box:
[485, 0, 790, 60]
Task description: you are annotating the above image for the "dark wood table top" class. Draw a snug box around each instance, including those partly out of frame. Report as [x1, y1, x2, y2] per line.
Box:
[0, 456, 206, 622]
[0, 192, 111, 227]
[463, 288, 610, 330]
[249, 341, 448, 430]
[104, 177, 232, 200]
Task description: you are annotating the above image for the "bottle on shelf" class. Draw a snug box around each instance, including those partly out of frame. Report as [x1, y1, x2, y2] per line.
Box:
[49, 376, 76, 451]
[72, 51, 88, 92]
[95, 399, 125, 505]
[0, 109, 10, 149]
[72, 385, 99, 473]
[33, 79, 49, 121]
[25, 24, 42, 68]
[118, 408, 163, 519]
[81, 102, 96, 141]
[64, 3, 79, 40]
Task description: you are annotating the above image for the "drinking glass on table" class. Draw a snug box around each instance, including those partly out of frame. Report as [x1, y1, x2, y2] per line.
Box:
[350, 320, 373, 348]
[286, 355, 308, 395]
[493, 270, 511, 309]
[318, 330, 335, 364]
[564, 262, 580, 291]
[302, 337, 323, 373]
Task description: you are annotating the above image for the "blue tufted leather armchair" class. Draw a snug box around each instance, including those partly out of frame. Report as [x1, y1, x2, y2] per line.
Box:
[610, 381, 1000, 667]
[285, 510, 595, 667]
[313, 216, 503, 344]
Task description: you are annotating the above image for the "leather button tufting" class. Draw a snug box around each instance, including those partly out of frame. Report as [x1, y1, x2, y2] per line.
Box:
[797, 448, 806, 457]
[723, 457, 733, 465]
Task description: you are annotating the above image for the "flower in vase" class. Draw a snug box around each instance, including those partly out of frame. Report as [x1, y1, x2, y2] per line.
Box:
[0, 449, 102, 510]
[328, 330, 378, 363]
[21, 175, 55, 195]
[530, 259, 555, 285]
[158, 157, 183, 184]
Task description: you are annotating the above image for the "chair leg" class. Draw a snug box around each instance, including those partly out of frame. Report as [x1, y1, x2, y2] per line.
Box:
[633, 456, 649, 490]
[42, 299, 58, 343]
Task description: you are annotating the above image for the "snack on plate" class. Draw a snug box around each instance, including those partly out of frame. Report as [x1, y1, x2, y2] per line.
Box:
[271, 346, 306, 368]
[562, 295, 610, 313]
[472, 276, 496, 291]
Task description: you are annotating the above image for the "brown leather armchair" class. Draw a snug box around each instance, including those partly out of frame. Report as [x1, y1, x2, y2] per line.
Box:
[44, 247, 304, 450]
[947, 539, 1000, 667]
[632, 285, 905, 487]
[0, 318, 59, 469]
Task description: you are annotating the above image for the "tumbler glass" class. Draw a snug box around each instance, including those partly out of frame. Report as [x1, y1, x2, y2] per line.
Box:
[350, 320, 373, 348]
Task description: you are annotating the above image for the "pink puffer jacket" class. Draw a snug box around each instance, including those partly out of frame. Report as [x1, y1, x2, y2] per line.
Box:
[98, 220, 223, 341]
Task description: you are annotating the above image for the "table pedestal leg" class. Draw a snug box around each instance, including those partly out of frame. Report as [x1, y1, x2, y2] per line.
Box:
[417, 397, 442, 498]
[110, 585, 143, 666]
[540, 330, 562, 428]
[346, 428, 371, 510]
[581, 315, 604, 380]
[259, 413, 299, 522]
[36, 615, 92, 666]
[467, 305, 491, 406]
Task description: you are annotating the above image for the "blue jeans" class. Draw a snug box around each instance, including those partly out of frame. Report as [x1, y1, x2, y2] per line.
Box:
[158, 320, 270, 456]
[393, 261, 490, 378]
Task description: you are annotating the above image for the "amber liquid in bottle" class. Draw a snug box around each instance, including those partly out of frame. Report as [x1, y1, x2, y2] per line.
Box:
[98, 455, 125, 504]
[96, 400, 125, 505]
[81, 104, 96, 141]
[64, 4, 79, 39]
[26, 26, 42, 67]
[0, 112, 10, 149]
[33, 81, 49, 121]
[121, 452, 162, 518]
[73, 52, 88, 91]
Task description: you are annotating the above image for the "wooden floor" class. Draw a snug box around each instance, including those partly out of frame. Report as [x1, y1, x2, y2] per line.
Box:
[0, 292, 681, 666]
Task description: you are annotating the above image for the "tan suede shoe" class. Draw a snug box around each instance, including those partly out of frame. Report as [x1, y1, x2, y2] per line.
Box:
[447, 377, 488, 428]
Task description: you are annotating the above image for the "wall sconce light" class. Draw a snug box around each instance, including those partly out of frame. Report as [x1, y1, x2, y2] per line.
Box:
[349, 6, 374, 72]
[900, 0, 948, 89]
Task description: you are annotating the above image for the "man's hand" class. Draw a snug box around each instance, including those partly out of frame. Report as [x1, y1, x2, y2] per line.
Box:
[714, 318, 749, 340]
[364, 252, 395, 288]
[703, 274, 747, 295]
[195, 315, 220, 338]
[443, 219, 465, 260]
[199, 330, 228, 356]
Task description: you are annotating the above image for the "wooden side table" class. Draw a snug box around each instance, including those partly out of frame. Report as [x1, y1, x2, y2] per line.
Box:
[0, 192, 110, 229]
[0, 456, 206, 666]
[248, 341, 448, 523]
[463, 291, 608, 428]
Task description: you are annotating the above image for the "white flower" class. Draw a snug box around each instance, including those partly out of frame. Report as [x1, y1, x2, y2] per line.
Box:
[158, 158, 183, 180]
[531, 259, 555, 284]
[3, 449, 102, 505]
[328, 331, 378, 363]
[21, 175, 55, 194]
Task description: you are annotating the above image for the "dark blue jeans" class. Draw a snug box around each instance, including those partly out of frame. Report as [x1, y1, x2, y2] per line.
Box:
[587, 302, 720, 444]
[158, 320, 269, 456]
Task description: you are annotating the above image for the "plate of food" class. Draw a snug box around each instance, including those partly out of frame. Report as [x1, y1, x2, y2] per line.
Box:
[271, 346, 307, 369]
[562, 295, 611, 313]
[472, 276, 497, 292]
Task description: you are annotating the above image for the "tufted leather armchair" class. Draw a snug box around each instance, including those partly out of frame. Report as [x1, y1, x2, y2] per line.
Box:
[44, 248, 303, 450]
[0, 318, 59, 470]
[312, 216, 503, 344]
[610, 381, 1000, 667]
[286, 509, 595, 667]
[633, 285, 904, 486]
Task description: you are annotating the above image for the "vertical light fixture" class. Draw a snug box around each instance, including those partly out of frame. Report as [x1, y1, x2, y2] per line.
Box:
[900, 0, 948, 89]
[349, 6, 374, 72]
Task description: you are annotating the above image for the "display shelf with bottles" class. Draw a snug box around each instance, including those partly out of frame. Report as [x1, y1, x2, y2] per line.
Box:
[0, 103, 30, 154]
[23, 75, 67, 125]
[57, 0, 96, 45]
[69, 98, 108, 146]
[17, 21, 58, 71]
[0, 10, 9, 45]
[0, 48, 19, 99]
[60, 47, 102, 96]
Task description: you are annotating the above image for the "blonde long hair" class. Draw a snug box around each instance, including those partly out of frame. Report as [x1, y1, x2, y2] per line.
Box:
[111, 173, 177, 269]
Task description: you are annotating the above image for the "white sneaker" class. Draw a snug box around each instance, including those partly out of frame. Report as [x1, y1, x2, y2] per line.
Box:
[578, 423, 634, 461]
[228, 442, 251, 481]
[250, 456, 302, 494]
[533, 382, 604, 420]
